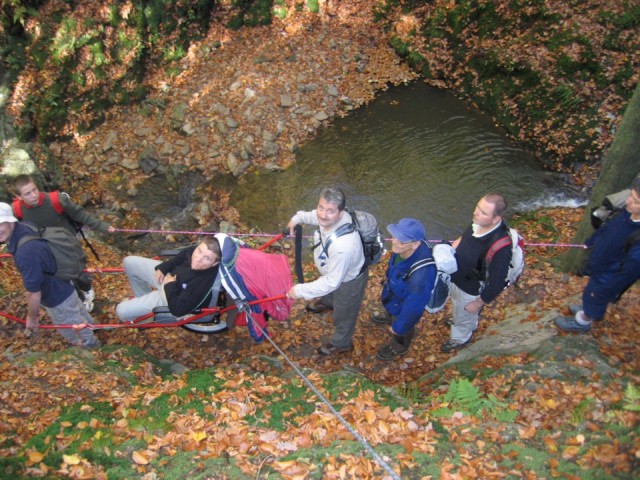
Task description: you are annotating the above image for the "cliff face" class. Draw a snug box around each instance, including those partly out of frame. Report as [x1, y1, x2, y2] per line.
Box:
[382, 0, 639, 178]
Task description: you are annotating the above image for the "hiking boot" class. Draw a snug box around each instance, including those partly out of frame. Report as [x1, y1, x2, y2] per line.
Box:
[376, 330, 414, 361]
[441, 337, 472, 353]
[83, 339, 102, 350]
[372, 310, 392, 325]
[317, 343, 353, 356]
[568, 304, 582, 315]
[82, 288, 96, 302]
[306, 301, 333, 314]
[82, 299, 94, 313]
[376, 340, 409, 361]
[554, 315, 592, 333]
[81, 289, 95, 313]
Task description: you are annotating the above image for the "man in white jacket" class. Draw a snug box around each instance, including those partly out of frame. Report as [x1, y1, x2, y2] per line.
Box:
[287, 186, 368, 355]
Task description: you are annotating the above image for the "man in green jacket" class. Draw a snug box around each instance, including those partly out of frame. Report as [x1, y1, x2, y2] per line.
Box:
[11, 174, 115, 312]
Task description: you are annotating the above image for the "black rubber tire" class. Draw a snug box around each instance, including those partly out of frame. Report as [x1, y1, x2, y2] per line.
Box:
[181, 319, 229, 335]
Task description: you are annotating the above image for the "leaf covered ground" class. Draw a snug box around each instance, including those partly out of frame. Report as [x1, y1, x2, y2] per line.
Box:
[1, 1, 639, 478]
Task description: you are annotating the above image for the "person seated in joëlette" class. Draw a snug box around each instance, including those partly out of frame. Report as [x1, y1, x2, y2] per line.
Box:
[116, 237, 221, 322]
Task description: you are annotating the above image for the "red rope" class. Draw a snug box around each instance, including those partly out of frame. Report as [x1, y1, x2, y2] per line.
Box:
[0, 294, 287, 332]
[0, 229, 585, 334]
[523, 241, 587, 248]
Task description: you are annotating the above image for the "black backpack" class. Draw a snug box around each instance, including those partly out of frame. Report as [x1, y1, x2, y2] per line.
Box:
[590, 188, 630, 229]
[17, 223, 87, 281]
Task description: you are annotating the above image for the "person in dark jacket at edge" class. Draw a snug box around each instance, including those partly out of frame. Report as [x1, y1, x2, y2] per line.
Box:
[116, 237, 221, 322]
[555, 175, 640, 333]
[443, 193, 512, 353]
[373, 218, 436, 361]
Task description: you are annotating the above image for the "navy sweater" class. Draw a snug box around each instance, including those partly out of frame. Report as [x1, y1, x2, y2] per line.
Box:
[8, 222, 75, 308]
[585, 209, 640, 291]
[451, 222, 511, 303]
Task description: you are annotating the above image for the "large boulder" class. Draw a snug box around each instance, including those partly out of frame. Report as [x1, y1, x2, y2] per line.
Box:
[0, 145, 44, 200]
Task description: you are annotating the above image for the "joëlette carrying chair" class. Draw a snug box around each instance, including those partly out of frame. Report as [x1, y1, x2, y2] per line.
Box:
[152, 233, 294, 338]
[214, 233, 294, 342]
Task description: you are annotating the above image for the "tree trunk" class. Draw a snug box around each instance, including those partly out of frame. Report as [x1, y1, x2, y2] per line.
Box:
[563, 82, 640, 273]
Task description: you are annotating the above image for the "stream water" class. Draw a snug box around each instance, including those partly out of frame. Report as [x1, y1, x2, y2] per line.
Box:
[225, 81, 576, 240]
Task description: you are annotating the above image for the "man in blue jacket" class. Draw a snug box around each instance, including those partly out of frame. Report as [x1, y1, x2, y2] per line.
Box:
[555, 177, 640, 332]
[374, 218, 435, 361]
[0, 202, 100, 348]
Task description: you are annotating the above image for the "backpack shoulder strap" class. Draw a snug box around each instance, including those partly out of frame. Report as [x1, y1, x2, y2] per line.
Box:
[12, 199, 23, 219]
[403, 257, 435, 280]
[345, 207, 359, 228]
[48, 191, 65, 215]
[485, 234, 512, 265]
[313, 222, 356, 258]
[16, 224, 42, 250]
[624, 229, 640, 253]
[335, 221, 356, 238]
[16, 234, 40, 250]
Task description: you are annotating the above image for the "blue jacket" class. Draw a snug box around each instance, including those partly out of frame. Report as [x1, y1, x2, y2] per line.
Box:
[586, 209, 640, 292]
[8, 222, 75, 308]
[382, 241, 436, 335]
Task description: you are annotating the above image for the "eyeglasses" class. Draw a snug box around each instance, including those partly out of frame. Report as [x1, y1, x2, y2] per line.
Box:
[391, 237, 414, 245]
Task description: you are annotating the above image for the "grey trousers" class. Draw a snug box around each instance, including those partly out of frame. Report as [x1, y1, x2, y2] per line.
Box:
[116, 256, 167, 322]
[45, 291, 98, 347]
[320, 269, 369, 348]
[450, 283, 480, 343]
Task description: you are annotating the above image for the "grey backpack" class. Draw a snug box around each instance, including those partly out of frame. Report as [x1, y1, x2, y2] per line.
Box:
[347, 209, 386, 267]
[315, 209, 386, 269]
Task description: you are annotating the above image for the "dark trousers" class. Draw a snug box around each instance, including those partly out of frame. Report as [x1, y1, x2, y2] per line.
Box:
[320, 270, 369, 348]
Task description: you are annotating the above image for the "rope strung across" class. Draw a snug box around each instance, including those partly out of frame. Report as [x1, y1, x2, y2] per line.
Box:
[112, 227, 589, 249]
[0, 228, 588, 328]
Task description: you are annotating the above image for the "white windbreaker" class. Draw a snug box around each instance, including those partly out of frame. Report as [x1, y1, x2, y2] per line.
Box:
[290, 209, 364, 300]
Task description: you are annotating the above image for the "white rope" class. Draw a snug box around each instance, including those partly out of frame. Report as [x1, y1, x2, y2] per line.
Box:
[238, 303, 401, 480]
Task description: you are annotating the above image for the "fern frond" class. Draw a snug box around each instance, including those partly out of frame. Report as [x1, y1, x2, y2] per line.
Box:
[623, 383, 640, 412]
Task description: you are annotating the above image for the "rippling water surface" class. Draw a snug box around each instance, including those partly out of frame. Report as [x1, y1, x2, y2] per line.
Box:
[229, 82, 572, 240]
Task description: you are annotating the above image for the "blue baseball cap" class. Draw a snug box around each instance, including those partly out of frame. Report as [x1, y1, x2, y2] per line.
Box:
[387, 218, 426, 242]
